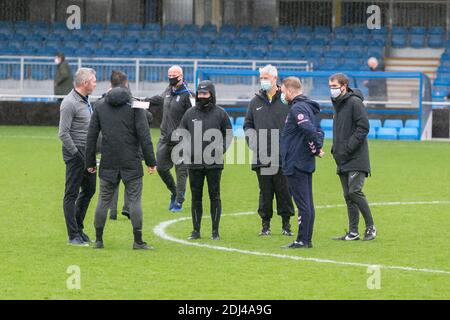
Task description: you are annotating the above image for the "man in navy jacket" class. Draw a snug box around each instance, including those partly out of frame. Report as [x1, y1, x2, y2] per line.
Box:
[280, 77, 324, 249]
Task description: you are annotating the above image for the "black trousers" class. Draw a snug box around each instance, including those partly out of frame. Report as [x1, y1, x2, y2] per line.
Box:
[339, 171, 374, 234]
[188, 168, 222, 233]
[286, 169, 315, 244]
[255, 167, 295, 223]
[156, 140, 188, 204]
[63, 156, 96, 240]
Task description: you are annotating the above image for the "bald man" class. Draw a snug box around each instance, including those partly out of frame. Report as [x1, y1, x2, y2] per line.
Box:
[364, 57, 387, 108]
[147, 65, 193, 212]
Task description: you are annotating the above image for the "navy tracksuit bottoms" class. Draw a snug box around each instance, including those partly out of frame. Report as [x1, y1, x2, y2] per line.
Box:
[286, 168, 315, 244]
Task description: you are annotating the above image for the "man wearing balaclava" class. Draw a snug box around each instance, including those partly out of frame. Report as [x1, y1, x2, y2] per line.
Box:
[177, 80, 232, 241]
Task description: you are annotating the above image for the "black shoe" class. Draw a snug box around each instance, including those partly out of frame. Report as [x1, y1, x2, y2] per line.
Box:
[79, 231, 92, 244]
[282, 241, 309, 249]
[282, 229, 293, 236]
[211, 231, 220, 240]
[109, 214, 117, 220]
[93, 241, 104, 249]
[259, 228, 271, 236]
[308, 242, 313, 248]
[67, 237, 89, 247]
[363, 226, 377, 241]
[121, 211, 130, 220]
[133, 242, 152, 250]
[333, 231, 360, 241]
[188, 231, 201, 240]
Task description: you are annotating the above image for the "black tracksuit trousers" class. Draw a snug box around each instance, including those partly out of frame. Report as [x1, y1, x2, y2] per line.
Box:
[188, 168, 222, 234]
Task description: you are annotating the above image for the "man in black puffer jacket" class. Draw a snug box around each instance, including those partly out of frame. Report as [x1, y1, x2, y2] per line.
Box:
[85, 85, 157, 250]
[176, 80, 232, 241]
[329, 73, 377, 242]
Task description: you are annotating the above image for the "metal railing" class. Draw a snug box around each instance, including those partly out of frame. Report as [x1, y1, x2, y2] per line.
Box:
[0, 56, 311, 98]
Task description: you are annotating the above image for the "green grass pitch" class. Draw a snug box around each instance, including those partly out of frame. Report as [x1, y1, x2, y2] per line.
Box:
[0, 125, 449, 299]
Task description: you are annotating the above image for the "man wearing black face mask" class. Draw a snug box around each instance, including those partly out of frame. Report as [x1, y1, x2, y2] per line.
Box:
[177, 80, 232, 240]
[146, 65, 193, 213]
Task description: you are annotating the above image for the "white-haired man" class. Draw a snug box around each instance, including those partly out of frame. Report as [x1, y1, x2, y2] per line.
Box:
[58, 67, 97, 246]
[243, 64, 295, 236]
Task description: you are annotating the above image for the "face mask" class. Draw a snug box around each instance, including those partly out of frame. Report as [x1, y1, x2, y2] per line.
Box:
[330, 88, 342, 98]
[196, 97, 212, 109]
[280, 92, 288, 105]
[169, 77, 180, 87]
[260, 80, 272, 91]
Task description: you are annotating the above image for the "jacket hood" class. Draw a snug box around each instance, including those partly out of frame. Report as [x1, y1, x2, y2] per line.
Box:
[196, 80, 216, 105]
[105, 87, 132, 107]
[292, 94, 321, 114]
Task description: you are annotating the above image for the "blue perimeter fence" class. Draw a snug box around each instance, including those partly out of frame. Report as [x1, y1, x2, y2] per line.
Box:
[195, 69, 432, 141]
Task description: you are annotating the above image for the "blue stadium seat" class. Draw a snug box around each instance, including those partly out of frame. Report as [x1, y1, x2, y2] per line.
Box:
[308, 38, 327, 46]
[144, 23, 160, 32]
[369, 119, 382, 132]
[108, 23, 125, 31]
[428, 27, 445, 35]
[410, 27, 426, 35]
[410, 35, 425, 48]
[320, 119, 333, 130]
[266, 48, 286, 59]
[377, 127, 398, 140]
[428, 35, 444, 48]
[127, 23, 143, 31]
[383, 119, 403, 132]
[405, 119, 419, 129]
[333, 33, 349, 41]
[392, 27, 408, 34]
[232, 38, 251, 46]
[201, 23, 217, 33]
[399, 128, 419, 140]
[392, 34, 408, 47]
[353, 26, 370, 35]
[324, 130, 333, 139]
[234, 117, 245, 127]
[314, 26, 330, 33]
[323, 51, 341, 59]
[368, 127, 376, 139]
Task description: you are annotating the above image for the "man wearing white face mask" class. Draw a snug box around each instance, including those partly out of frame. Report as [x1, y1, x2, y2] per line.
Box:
[329, 73, 376, 242]
[244, 64, 295, 236]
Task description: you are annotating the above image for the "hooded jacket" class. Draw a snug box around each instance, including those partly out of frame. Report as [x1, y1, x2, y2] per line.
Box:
[280, 95, 324, 175]
[85, 87, 156, 183]
[177, 81, 232, 170]
[54, 61, 73, 96]
[244, 87, 290, 171]
[331, 87, 371, 175]
[147, 82, 193, 145]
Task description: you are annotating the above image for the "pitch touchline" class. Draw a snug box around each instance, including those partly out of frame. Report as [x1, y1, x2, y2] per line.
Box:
[153, 201, 450, 275]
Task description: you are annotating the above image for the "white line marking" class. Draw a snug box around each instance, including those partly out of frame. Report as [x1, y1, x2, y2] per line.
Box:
[153, 201, 450, 275]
